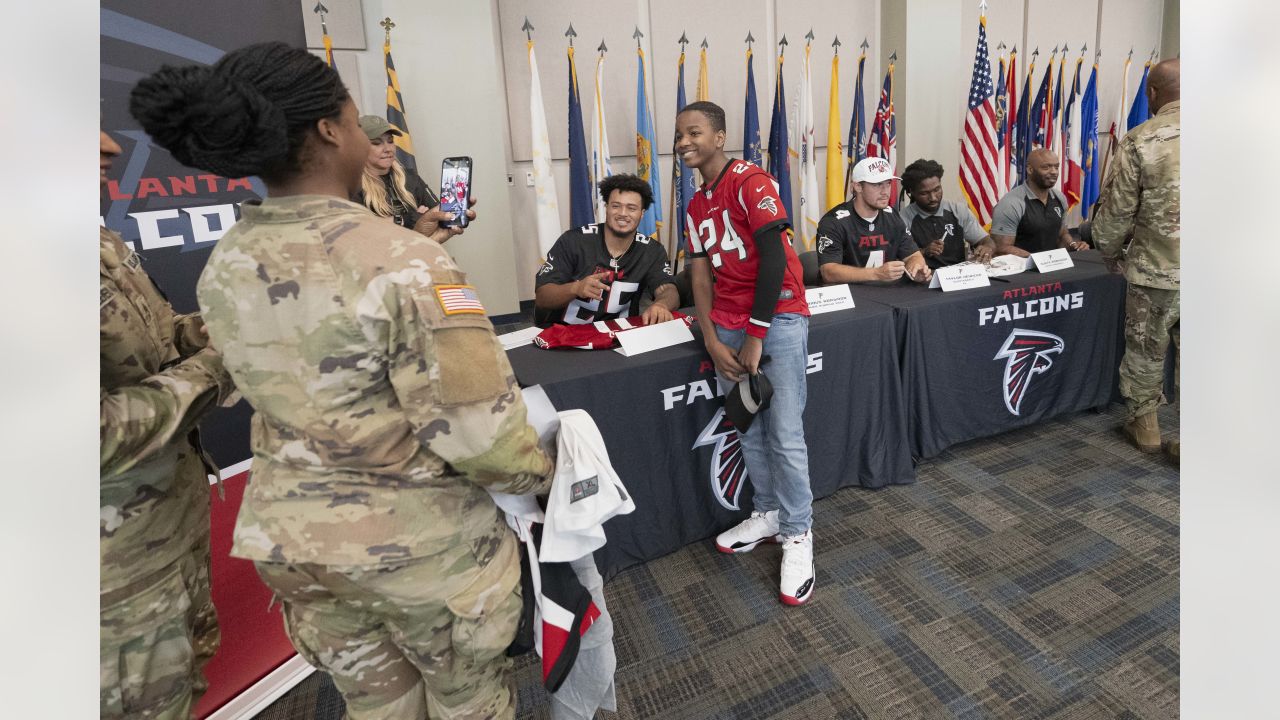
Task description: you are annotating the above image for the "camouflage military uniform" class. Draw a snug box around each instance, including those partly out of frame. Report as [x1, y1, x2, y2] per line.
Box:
[100, 227, 236, 718]
[1092, 100, 1180, 420]
[197, 196, 553, 720]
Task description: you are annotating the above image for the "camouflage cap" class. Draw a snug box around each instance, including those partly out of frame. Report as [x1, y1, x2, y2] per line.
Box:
[359, 115, 402, 141]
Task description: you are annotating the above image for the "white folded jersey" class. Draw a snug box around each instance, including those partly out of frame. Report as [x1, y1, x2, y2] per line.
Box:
[540, 409, 636, 562]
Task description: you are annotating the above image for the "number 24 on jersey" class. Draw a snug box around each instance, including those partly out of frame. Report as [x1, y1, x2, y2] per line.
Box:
[691, 209, 747, 267]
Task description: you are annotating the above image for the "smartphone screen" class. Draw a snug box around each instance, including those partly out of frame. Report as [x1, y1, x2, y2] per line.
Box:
[440, 157, 473, 228]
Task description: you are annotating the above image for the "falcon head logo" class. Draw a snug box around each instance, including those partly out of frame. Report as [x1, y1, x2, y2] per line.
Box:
[756, 196, 779, 216]
[994, 329, 1065, 416]
[692, 408, 749, 510]
[817, 235, 835, 254]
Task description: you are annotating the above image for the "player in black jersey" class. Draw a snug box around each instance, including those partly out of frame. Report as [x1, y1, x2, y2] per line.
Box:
[534, 174, 679, 326]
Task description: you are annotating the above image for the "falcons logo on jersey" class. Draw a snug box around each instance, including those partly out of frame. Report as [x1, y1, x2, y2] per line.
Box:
[692, 408, 749, 510]
[994, 329, 1065, 416]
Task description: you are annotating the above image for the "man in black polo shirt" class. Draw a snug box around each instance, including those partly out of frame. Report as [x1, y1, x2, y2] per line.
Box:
[899, 158, 996, 268]
[990, 148, 1089, 256]
[816, 157, 932, 284]
[534, 173, 679, 326]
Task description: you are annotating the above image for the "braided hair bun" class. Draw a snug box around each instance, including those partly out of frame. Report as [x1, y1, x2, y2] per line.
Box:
[129, 42, 348, 182]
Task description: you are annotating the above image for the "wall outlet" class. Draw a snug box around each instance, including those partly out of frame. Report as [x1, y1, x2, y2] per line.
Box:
[525, 171, 535, 187]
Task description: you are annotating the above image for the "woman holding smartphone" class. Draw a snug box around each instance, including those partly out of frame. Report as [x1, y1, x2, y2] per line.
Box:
[130, 42, 551, 719]
[356, 114, 439, 231]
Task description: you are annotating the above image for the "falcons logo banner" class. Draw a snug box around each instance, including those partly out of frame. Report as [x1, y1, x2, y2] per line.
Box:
[692, 408, 749, 510]
[994, 329, 1065, 416]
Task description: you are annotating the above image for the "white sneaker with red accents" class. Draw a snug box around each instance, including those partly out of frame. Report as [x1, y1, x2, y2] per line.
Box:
[714, 510, 780, 554]
[779, 530, 815, 606]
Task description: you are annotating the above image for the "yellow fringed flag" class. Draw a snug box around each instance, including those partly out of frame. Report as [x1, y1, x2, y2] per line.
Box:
[825, 40, 843, 210]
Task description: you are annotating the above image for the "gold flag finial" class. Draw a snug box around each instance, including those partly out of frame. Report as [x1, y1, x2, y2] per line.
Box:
[380, 17, 396, 46]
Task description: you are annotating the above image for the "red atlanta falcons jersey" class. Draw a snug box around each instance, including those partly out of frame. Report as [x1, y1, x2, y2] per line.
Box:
[533, 312, 692, 350]
[685, 159, 808, 335]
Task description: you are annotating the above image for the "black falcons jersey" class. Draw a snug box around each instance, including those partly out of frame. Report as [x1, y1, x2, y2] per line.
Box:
[535, 223, 675, 326]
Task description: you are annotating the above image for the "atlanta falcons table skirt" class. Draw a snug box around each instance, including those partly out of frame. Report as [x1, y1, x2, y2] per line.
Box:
[507, 303, 917, 580]
[848, 260, 1127, 460]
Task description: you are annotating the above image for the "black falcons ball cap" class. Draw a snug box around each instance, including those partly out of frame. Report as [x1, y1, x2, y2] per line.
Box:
[724, 369, 773, 433]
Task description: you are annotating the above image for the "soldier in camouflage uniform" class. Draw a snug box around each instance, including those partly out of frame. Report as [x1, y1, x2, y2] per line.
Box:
[1092, 59, 1180, 462]
[131, 43, 553, 719]
[100, 130, 237, 718]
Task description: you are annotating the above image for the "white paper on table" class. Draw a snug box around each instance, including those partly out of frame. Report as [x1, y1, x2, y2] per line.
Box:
[1030, 248, 1074, 273]
[928, 262, 992, 291]
[613, 318, 695, 356]
[985, 255, 1028, 277]
[498, 326, 543, 350]
[805, 284, 856, 314]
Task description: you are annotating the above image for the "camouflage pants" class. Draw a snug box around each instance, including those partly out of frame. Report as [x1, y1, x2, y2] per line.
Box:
[1119, 283, 1180, 420]
[255, 526, 522, 720]
[100, 537, 219, 719]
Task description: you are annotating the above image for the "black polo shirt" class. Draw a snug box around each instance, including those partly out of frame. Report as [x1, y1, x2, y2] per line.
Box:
[991, 184, 1069, 254]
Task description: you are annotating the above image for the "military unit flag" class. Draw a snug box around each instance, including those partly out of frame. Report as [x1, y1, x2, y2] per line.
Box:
[767, 43, 794, 221]
[567, 43, 594, 228]
[743, 47, 763, 166]
[1127, 60, 1152, 130]
[669, 42, 696, 261]
[1079, 62, 1101, 218]
[634, 44, 663, 238]
[844, 47, 867, 198]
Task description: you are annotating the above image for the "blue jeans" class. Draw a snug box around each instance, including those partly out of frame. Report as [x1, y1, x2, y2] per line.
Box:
[714, 313, 813, 536]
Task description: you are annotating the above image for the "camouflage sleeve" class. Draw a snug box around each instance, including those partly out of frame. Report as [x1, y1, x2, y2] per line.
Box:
[359, 247, 553, 495]
[1091, 137, 1141, 259]
[100, 347, 235, 477]
[172, 312, 209, 358]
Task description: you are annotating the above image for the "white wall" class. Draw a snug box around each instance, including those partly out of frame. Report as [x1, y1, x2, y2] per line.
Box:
[312, 0, 524, 316]
[311, 0, 1174, 305]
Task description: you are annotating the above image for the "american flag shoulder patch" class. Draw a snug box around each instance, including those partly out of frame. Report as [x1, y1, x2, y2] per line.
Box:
[433, 284, 486, 316]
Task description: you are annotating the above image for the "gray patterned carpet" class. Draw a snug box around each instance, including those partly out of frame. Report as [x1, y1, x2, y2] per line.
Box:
[256, 402, 1179, 720]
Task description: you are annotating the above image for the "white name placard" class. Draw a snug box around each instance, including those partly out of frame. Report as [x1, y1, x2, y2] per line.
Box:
[613, 318, 696, 357]
[928, 263, 992, 291]
[1030, 248, 1074, 273]
[804, 284, 856, 314]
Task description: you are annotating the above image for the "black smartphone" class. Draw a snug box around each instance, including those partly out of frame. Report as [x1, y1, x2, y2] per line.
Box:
[439, 156, 473, 228]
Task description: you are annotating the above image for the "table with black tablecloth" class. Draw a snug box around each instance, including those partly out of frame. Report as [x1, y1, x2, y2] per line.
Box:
[507, 303, 915, 580]
[846, 258, 1127, 459]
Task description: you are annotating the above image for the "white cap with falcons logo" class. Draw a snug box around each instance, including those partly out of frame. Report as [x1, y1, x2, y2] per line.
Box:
[850, 156, 899, 184]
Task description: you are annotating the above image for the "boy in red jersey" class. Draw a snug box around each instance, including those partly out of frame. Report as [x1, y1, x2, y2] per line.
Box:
[675, 101, 815, 605]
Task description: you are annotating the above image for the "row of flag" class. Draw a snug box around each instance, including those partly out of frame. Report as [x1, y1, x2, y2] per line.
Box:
[959, 11, 1156, 229]
[519, 28, 899, 260]
[317, 10, 1154, 265]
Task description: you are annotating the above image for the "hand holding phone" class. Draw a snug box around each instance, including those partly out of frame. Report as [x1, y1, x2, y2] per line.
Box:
[439, 156, 473, 228]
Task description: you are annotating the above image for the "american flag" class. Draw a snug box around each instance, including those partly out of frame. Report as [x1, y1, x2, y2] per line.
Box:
[434, 285, 486, 315]
[959, 17, 1000, 228]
